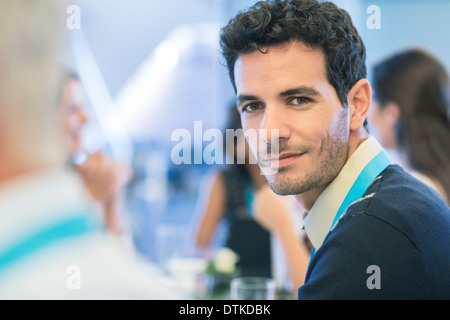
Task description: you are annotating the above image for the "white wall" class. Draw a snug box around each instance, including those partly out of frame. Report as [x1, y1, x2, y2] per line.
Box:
[346, 0, 450, 80]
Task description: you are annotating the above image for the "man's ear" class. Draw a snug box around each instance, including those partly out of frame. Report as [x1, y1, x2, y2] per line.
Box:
[347, 79, 372, 131]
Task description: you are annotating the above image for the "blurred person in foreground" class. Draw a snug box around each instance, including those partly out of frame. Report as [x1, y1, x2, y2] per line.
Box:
[0, 0, 184, 299]
[369, 48, 450, 204]
[220, 0, 450, 299]
[59, 71, 131, 235]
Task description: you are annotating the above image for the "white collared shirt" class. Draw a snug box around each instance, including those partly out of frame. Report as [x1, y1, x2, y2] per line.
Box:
[303, 136, 387, 251]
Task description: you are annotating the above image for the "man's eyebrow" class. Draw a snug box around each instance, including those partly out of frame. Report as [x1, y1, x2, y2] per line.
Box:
[236, 87, 320, 106]
[279, 87, 321, 97]
[236, 94, 260, 106]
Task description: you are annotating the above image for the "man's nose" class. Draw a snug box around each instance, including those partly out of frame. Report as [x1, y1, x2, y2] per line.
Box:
[260, 104, 290, 144]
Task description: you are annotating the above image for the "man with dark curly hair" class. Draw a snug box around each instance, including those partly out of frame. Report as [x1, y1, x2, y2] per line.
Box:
[220, 0, 450, 299]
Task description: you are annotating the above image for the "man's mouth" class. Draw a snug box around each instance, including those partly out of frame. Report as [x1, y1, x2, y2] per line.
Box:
[260, 152, 305, 168]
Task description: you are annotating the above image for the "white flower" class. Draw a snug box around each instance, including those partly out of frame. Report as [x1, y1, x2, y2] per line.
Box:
[212, 248, 239, 274]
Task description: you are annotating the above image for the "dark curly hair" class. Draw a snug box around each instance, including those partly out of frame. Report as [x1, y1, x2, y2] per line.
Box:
[220, 0, 366, 106]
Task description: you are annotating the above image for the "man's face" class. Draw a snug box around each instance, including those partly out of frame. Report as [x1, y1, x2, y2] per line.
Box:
[234, 41, 350, 195]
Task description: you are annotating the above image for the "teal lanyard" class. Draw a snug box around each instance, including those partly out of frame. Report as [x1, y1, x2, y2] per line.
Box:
[309, 149, 391, 260]
[0, 213, 99, 274]
[245, 180, 254, 217]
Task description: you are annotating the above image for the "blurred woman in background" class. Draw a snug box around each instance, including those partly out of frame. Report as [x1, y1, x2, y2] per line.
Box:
[193, 106, 273, 278]
[369, 48, 450, 204]
[59, 71, 132, 234]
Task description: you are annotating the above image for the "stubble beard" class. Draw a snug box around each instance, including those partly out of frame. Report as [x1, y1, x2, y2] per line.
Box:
[263, 111, 350, 196]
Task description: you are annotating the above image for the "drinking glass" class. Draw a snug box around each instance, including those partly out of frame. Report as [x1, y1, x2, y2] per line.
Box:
[230, 277, 276, 300]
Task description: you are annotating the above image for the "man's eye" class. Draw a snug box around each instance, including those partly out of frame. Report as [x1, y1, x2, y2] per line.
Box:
[242, 103, 262, 112]
[291, 97, 312, 105]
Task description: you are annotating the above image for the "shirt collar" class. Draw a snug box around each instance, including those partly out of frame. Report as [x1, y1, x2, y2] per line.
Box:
[303, 136, 385, 250]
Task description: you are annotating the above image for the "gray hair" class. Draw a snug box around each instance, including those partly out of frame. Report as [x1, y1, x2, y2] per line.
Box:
[0, 0, 65, 164]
